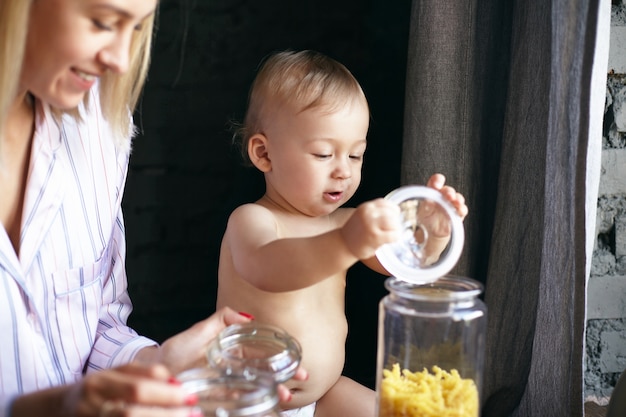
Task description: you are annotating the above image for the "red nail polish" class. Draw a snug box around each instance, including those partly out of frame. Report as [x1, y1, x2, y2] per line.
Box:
[185, 393, 199, 406]
[238, 312, 255, 320]
[168, 376, 181, 385]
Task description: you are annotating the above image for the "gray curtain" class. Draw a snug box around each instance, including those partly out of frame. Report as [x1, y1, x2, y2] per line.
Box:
[401, 1, 606, 416]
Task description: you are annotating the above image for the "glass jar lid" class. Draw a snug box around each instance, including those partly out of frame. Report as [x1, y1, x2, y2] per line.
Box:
[177, 367, 280, 417]
[375, 185, 464, 284]
[206, 322, 302, 384]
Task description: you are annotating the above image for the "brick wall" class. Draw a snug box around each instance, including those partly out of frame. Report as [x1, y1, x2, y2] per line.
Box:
[584, 1, 626, 402]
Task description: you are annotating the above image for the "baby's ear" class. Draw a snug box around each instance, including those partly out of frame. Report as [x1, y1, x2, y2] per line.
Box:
[248, 133, 271, 172]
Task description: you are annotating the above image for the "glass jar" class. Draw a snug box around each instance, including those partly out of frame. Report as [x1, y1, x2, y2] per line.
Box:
[178, 367, 281, 417]
[206, 322, 302, 384]
[375, 276, 487, 417]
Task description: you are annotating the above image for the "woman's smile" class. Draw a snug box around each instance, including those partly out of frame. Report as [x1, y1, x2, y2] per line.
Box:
[71, 68, 98, 91]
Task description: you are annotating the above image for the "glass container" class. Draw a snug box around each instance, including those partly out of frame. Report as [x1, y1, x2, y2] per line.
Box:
[206, 322, 302, 384]
[374, 185, 486, 417]
[375, 277, 487, 417]
[178, 367, 281, 417]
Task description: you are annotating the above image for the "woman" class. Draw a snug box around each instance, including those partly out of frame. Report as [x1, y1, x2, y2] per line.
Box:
[0, 1, 303, 416]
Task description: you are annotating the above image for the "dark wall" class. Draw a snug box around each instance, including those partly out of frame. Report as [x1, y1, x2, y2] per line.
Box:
[123, 0, 411, 389]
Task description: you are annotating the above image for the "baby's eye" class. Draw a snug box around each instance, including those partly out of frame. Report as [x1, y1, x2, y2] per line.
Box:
[349, 154, 363, 161]
[313, 153, 332, 159]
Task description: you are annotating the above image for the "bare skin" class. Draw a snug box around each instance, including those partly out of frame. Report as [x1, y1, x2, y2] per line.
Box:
[217, 93, 468, 416]
[218, 201, 361, 410]
[0, 93, 34, 255]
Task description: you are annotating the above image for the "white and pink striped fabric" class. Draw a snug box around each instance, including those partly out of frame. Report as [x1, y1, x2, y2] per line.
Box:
[0, 91, 156, 416]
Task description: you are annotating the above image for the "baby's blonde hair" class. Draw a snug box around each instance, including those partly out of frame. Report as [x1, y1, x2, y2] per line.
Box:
[0, 0, 156, 153]
[235, 50, 368, 165]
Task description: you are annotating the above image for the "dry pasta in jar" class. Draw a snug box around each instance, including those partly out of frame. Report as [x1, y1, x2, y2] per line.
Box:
[379, 363, 479, 417]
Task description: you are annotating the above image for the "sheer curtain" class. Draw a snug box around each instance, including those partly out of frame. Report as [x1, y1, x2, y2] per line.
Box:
[401, 1, 609, 416]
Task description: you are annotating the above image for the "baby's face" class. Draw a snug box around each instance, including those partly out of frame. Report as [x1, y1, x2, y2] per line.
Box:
[262, 97, 370, 217]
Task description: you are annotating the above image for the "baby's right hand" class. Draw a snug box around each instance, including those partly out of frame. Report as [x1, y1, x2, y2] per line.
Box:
[340, 198, 402, 260]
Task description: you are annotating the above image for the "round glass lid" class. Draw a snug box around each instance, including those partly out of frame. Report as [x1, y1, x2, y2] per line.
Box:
[375, 185, 464, 284]
[206, 322, 302, 384]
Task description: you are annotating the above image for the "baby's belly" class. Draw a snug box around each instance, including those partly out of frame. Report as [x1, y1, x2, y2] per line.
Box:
[282, 318, 348, 409]
[220, 276, 349, 409]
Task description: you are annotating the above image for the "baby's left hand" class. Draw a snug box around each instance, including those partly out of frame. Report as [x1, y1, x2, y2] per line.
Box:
[427, 173, 468, 220]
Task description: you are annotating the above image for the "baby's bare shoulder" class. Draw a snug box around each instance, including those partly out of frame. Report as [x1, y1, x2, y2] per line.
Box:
[230, 202, 273, 218]
[221, 204, 281, 249]
[227, 203, 276, 228]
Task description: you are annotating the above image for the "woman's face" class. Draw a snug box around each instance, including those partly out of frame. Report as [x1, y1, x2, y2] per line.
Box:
[21, 0, 157, 109]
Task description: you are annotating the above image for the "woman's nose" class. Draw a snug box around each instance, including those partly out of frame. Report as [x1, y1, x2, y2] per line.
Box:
[99, 35, 132, 74]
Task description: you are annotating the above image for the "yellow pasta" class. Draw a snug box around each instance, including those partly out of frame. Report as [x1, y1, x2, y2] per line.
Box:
[379, 363, 478, 417]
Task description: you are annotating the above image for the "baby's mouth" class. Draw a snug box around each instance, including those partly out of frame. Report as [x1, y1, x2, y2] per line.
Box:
[325, 191, 344, 202]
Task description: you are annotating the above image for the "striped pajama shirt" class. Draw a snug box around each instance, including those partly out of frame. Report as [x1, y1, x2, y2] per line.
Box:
[0, 92, 156, 416]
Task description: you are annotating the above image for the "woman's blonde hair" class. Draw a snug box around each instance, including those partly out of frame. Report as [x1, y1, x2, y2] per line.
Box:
[0, 0, 156, 152]
[99, 10, 156, 149]
[234, 49, 368, 165]
[0, 0, 30, 142]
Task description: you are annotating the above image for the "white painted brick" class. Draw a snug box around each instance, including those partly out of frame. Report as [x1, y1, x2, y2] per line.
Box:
[587, 276, 626, 319]
[599, 331, 626, 373]
[600, 149, 626, 195]
[609, 26, 626, 74]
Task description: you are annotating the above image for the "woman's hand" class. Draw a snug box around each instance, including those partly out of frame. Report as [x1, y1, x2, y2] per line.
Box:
[10, 363, 200, 417]
[147, 307, 253, 375]
[133, 306, 309, 404]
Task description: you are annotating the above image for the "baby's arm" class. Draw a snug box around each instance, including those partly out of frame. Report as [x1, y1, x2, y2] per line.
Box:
[224, 200, 401, 292]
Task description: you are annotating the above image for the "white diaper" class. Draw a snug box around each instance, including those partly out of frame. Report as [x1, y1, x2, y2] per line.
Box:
[280, 402, 316, 417]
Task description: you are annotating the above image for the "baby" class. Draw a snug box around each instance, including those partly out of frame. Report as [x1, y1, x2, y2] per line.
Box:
[217, 50, 467, 417]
